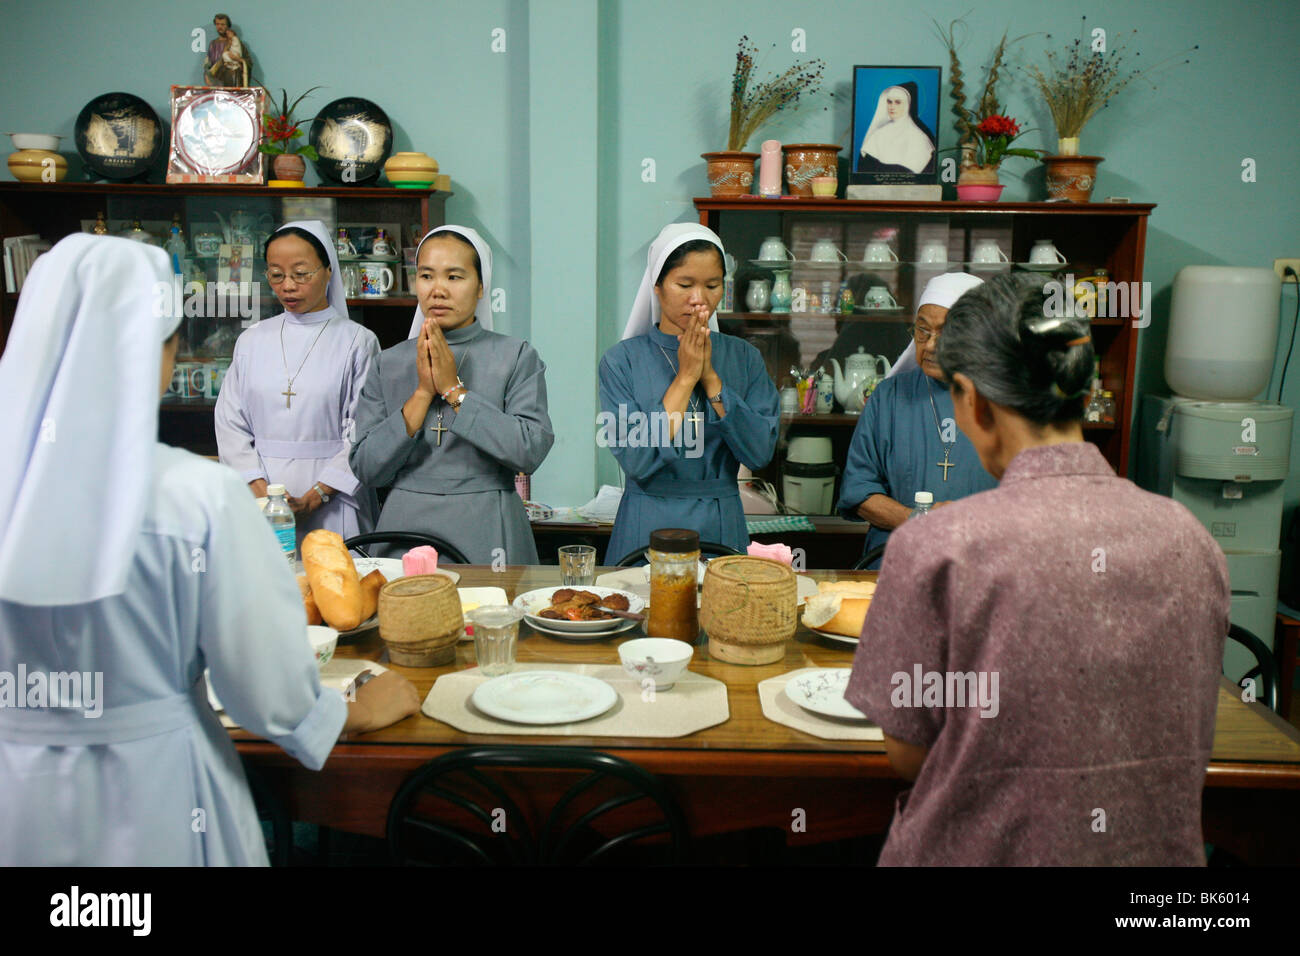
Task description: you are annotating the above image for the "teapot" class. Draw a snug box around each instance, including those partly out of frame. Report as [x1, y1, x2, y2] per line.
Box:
[831, 347, 893, 414]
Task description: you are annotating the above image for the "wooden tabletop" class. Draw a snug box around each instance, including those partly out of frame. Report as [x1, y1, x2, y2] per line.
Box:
[233, 565, 1300, 784]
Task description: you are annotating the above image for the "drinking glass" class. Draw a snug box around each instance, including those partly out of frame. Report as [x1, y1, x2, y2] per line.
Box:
[558, 545, 597, 586]
[470, 606, 523, 677]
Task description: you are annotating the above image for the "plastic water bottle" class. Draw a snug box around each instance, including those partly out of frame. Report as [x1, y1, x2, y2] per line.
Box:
[909, 491, 933, 519]
[264, 484, 296, 564]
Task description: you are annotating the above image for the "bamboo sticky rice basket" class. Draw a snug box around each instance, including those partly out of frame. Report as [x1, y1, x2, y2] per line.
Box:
[699, 556, 797, 665]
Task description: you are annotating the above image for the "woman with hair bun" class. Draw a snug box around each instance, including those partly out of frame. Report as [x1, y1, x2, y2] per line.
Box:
[844, 272, 1230, 866]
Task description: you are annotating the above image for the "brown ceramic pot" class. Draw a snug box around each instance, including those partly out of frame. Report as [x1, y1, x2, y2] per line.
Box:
[272, 153, 306, 183]
[781, 143, 841, 197]
[701, 151, 759, 198]
[1043, 155, 1103, 202]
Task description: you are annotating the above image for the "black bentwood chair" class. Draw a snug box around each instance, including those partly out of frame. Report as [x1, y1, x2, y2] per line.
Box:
[851, 543, 888, 572]
[1226, 624, 1280, 714]
[343, 531, 470, 565]
[386, 746, 690, 865]
[613, 541, 741, 568]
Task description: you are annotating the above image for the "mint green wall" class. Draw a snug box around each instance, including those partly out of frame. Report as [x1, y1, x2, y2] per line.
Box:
[4, 0, 1299, 525]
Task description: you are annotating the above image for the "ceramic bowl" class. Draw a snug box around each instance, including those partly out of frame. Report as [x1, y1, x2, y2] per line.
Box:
[9, 133, 61, 151]
[307, 625, 338, 666]
[7, 149, 66, 182]
[618, 638, 694, 690]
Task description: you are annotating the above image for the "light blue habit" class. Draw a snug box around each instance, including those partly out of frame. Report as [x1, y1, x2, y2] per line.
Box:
[599, 324, 779, 563]
[837, 367, 997, 567]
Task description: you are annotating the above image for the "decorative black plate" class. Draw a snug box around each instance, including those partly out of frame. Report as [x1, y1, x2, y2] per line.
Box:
[75, 92, 163, 181]
[308, 97, 393, 185]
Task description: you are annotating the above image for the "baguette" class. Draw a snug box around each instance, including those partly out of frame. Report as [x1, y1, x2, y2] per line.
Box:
[297, 573, 323, 626]
[802, 593, 872, 637]
[358, 569, 386, 622]
[817, 580, 877, 599]
[301, 530, 363, 630]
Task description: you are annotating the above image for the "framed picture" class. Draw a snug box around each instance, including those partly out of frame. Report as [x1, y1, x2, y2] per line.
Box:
[849, 66, 942, 186]
[217, 243, 254, 284]
[166, 85, 265, 184]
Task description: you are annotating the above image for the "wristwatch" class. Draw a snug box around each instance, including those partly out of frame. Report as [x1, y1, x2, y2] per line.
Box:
[313, 482, 330, 504]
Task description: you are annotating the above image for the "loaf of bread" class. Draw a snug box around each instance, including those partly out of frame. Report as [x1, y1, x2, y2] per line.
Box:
[297, 573, 323, 626]
[301, 530, 363, 630]
[802, 592, 871, 637]
[817, 580, 877, 599]
[359, 569, 386, 622]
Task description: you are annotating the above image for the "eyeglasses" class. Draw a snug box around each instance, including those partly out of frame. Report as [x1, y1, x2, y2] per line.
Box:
[265, 266, 325, 286]
[911, 323, 941, 344]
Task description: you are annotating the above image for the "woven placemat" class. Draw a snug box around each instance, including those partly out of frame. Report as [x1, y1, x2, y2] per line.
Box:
[214, 658, 387, 729]
[757, 667, 882, 741]
[422, 662, 728, 738]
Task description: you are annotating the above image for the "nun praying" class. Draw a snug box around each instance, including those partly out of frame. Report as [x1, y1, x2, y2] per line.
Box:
[838, 272, 997, 567]
[599, 223, 780, 564]
[857, 82, 937, 176]
[349, 226, 554, 564]
[0, 235, 419, 865]
[214, 219, 380, 547]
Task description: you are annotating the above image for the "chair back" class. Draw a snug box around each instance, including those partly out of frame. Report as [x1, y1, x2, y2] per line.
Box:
[344, 531, 471, 564]
[386, 746, 689, 865]
[851, 543, 887, 571]
[1226, 624, 1279, 713]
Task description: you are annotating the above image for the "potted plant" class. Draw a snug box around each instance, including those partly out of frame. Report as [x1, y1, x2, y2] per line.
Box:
[704, 36, 826, 198]
[259, 86, 321, 186]
[935, 20, 1034, 200]
[1024, 19, 1196, 200]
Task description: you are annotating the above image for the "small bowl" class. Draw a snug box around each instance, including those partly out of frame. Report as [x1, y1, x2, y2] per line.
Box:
[9, 133, 62, 151]
[618, 638, 694, 691]
[307, 624, 338, 666]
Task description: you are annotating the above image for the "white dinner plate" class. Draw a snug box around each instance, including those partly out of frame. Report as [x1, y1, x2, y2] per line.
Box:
[784, 668, 868, 720]
[471, 670, 619, 725]
[526, 617, 641, 641]
[807, 625, 859, 647]
[207, 657, 388, 713]
[513, 586, 644, 633]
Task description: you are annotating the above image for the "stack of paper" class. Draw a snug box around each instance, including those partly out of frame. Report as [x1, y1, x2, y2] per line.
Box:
[577, 484, 623, 524]
[3, 235, 50, 293]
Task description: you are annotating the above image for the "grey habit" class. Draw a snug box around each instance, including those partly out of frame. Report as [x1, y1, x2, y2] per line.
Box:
[349, 320, 553, 563]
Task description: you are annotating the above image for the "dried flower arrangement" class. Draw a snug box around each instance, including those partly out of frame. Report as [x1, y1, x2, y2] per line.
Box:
[727, 36, 826, 152]
[934, 19, 1028, 151]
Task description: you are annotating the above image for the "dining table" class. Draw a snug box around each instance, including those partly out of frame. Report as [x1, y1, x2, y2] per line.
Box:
[233, 565, 1300, 864]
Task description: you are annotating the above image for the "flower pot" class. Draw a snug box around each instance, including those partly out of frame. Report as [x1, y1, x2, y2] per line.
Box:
[1043, 155, 1103, 202]
[271, 153, 305, 184]
[384, 150, 439, 188]
[701, 151, 758, 198]
[955, 183, 1005, 202]
[781, 143, 841, 197]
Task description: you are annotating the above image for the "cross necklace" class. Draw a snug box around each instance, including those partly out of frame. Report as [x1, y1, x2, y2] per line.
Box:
[925, 380, 956, 481]
[658, 345, 703, 442]
[429, 349, 469, 447]
[278, 315, 333, 409]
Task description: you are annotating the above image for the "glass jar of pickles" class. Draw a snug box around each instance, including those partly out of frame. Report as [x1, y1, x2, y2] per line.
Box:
[646, 529, 700, 643]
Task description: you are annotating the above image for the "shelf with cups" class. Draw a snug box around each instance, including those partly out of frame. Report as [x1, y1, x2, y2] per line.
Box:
[0, 182, 451, 455]
[697, 196, 1155, 486]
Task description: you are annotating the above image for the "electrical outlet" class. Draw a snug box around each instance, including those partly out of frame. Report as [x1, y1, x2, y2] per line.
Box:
[1274, 258, 1300, 282]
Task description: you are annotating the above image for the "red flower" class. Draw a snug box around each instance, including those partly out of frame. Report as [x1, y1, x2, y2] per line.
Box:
[977, 114, 1020, 138]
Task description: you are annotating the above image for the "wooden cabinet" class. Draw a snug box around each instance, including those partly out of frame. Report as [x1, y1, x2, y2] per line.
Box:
[696, 197, 1153, 506]
[0, 182, 449, 453]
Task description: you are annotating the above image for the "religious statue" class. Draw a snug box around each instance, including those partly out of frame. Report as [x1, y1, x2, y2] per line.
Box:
[204, 13, 250, 87]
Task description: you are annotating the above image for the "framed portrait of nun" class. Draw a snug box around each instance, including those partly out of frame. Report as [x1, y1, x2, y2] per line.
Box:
[850, 66, 941, 186]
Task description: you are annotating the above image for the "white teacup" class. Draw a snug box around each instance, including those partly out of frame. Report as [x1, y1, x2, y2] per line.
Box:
[809, 238, 848, 263]
[780, 387, 800, 413]
[863, 239, 899, 264]
[358, 261, 394, 297]
[757, 236, 794, 262]
[864, 286, 898, 309]
[1029, 240, 1068, 265]
[919, 241, 947, 264]
[971, 240, 1009, 264]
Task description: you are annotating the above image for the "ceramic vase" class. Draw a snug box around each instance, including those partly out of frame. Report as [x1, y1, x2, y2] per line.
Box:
[1043, 155, 1103, 202]
[271, 153, 306, 184]
[702, 151, 759, 198]
[781, 143, 841, 197]
[7, 148, 66, 182]
[770, 270, 793, 312]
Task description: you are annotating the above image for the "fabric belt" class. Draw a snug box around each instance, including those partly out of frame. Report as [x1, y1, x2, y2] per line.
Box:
[628, 476, 737, 500]
[257, 438, 347, 459]
[0, 679, 206, 745]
